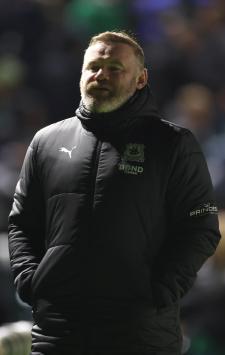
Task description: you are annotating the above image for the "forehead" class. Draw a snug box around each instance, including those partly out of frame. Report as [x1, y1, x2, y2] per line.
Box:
[83, 41, 137, 64]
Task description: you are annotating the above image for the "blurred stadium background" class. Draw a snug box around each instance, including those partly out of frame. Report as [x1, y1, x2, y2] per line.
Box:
[0, 0, 225, 354]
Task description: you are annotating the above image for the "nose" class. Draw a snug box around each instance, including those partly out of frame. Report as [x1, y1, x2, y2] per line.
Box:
[94, 68, 109, 80]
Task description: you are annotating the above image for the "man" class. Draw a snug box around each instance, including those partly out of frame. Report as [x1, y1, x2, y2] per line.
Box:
[8, 31, 220, 355]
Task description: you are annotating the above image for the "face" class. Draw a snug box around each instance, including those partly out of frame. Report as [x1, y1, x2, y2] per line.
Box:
[80, 41, 148, 113]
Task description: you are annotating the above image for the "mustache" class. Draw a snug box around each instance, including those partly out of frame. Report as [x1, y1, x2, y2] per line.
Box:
[87, 82, 111, 91]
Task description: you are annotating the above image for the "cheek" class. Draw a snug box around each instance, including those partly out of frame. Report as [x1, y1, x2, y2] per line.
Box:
[80, 72, 93, 87]
[117, 76, 135, 90]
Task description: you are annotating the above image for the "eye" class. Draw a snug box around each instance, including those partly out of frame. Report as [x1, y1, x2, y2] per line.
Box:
[109, 66, 122, 72]
[89, 65, 101, 72]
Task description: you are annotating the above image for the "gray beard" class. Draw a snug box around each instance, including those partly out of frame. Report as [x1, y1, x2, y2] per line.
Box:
[81, 90, 136, 113]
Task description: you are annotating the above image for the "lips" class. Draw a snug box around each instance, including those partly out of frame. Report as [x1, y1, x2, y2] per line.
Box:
[90, 85, 110, 91]
[87, 85, 112, 98]
[95, 87, 109, 90]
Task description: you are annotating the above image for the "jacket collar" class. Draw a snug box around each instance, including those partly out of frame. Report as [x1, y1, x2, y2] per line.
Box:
[76, 85, 160, 137]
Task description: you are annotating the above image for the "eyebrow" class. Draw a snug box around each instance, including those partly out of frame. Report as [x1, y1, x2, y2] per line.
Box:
[86, 59, 124, 67]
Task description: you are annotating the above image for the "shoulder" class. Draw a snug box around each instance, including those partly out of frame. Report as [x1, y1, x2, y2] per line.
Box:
[137, 117, 203, 165]
[152, 118, 201, 154]
[155, 118, 187, 136]
[33, 116, 78, 140]
[30, 116, 79, 149]
[140, 116, 187, 138]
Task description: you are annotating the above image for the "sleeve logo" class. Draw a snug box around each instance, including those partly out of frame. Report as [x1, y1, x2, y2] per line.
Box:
[189, 203, 218, 217]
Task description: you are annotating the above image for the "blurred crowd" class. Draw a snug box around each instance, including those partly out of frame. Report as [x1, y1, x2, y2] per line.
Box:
[0, 0, 225, 354]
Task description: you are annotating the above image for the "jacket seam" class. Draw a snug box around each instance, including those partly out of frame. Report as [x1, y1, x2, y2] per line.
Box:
[47, 191, 84, 202]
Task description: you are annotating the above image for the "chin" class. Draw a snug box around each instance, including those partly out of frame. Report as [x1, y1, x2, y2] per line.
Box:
[82, 93, 128, 113]
[95, 101, 125, 113]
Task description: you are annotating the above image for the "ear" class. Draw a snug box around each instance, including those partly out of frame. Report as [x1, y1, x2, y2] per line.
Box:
[136, 68, 148, 90]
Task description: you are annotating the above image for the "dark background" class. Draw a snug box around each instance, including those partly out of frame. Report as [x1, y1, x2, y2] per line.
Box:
[0, 1, 225, 354]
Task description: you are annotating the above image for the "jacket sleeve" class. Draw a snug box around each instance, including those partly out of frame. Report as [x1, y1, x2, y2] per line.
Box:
[153, 129, 221, 308]
[8, 134, 45, 306]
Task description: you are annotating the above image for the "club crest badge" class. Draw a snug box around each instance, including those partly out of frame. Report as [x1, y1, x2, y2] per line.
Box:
[118, 143, 145, 175]
[123, 143, 145, 163]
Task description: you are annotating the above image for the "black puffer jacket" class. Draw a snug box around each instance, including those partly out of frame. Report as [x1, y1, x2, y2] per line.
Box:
[8, 86, 220, 353]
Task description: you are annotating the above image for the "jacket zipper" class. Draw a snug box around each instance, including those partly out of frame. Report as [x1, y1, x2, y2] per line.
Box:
[90, 140, 102, 211]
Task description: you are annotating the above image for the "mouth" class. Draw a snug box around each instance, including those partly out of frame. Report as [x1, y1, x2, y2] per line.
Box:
[87, 86, 112, 98]
[91, 86, 110, 92]
[87, 83, 110, 90]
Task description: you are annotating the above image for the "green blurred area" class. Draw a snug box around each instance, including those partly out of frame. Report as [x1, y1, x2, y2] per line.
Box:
[64, 0, 130, 36]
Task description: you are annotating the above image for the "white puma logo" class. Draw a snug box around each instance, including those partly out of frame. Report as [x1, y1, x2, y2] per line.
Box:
[59, 146, 76, 159]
